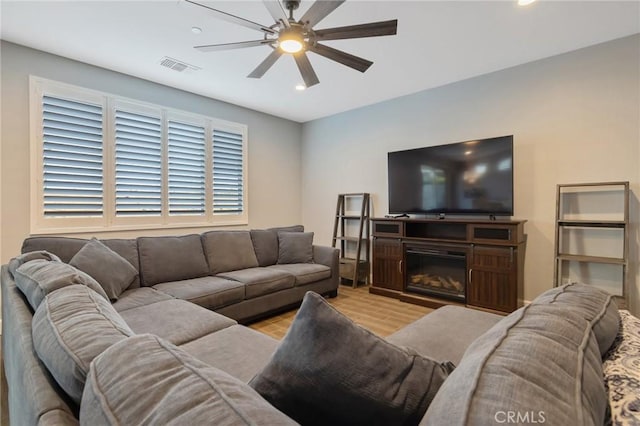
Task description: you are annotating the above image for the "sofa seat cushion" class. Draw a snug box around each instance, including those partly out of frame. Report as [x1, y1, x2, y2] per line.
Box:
[69, 238, 138, 301]
[250, 291, 454, 426]
[119, 299, 236, 345]
[181, 325, 279, 383]
[153, 276, 245, 310]
[387, 305, 502, 364]
[14, 258, 109, 311]
[532, 282, 620, 355]
[32, 285, 133, 404]
[423, 303, 607, 426]
[80, 334, 298, 426]
[137, 234, 209, 286]
[218, 268, 295, 299]
[112, 287, 174, 313]
[267, 263, 331, 286]
[202, 231, 259, 274]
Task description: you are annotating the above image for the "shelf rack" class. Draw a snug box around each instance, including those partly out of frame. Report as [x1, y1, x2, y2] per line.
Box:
[332, 193, 370, 288]
[553, 181, 629, 308]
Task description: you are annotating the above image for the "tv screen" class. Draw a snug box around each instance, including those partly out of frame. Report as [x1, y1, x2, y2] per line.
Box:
[388, 136, 513, 216]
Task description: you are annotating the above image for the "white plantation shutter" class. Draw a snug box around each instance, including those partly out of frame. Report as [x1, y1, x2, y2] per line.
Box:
[32, 78, 248, 232]
[42, 95, 103, 217]
[212, 129, 244, 214]
[114, 110, 162, 216]
[168, 121, 206, 215]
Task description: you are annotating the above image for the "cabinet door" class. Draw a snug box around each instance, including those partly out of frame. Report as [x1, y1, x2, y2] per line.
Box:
[372, 238, 404, 291]
[468, 246, 517, 313]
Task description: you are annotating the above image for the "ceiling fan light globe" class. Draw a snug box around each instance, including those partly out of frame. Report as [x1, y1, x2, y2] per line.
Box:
[280, 39, 303, 53]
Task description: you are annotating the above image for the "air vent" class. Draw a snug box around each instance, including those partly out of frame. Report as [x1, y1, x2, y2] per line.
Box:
[159, 56, 201, 73]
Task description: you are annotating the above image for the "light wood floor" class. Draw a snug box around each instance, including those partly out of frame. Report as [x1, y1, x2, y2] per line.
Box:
[250, 284, 433, 340]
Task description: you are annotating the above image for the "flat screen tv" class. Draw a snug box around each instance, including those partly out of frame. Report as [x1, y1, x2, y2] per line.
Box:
[388, 135, 513, 216]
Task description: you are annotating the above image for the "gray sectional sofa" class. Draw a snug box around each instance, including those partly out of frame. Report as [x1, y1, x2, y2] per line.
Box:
[19, 225, 339, 323]
[1, 223, 631, 426]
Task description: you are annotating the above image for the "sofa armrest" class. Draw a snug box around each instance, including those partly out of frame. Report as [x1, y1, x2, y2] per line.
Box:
[313, 245, 339, 277]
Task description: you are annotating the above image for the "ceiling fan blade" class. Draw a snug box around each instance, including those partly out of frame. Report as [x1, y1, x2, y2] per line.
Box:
[195, 40, 274, 52]
[184, 0, 276, 34]
[307, 43, 372, 73]
[248, 49, 283, 78]
[293, 52, 320, 87]
[314, 19, 398, 41]
[298, 0, 345, 28]
[263, 0, 290, 28]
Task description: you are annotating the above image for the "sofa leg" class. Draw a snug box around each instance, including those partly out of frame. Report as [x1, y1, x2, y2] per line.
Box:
[327, 290, 338, 298]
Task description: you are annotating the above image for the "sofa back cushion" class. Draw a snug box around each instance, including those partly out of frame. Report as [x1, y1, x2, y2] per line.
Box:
[422, 304, 607, 426]
[532, 282, 620, 355]
[8, 250, 61, 276]
[201, 231, 259, 274]
[22, 237, 141, 289]
[32, 285, 134, 404]
[80, 334, 298, 425]
[14, 259, 109, 311]
[250, 226, 305, 267]
[137, 234, 209, 286]
[250, 230, 279, 266]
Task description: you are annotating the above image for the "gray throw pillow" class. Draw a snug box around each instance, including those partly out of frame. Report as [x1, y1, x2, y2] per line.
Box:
[70, 238, 138, 301]
[81, 334, 298, 425]
[32, 285, 133, 404]
[14, 259, 109, 311]
[249, 291, 454, 426]
[277, 232, 314, 264]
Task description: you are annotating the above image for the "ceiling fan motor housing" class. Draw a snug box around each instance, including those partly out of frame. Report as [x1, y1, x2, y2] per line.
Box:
[284, 0, 301, 11]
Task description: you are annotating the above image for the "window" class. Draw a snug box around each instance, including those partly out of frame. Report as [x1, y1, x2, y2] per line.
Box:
[30, 77, 248, 233]
[42, 95, 104, 218]
[114, 108, 162, 217]
[213, 129, 244, 214]
[168, 120, 206, 216]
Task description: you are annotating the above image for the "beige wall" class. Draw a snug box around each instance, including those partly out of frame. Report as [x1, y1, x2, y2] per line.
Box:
[301, 35, 640, 312]
[0, 41, 303, 263]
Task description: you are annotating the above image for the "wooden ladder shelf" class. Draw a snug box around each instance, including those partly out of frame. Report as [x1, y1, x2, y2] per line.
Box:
[332, 193, 371, 288]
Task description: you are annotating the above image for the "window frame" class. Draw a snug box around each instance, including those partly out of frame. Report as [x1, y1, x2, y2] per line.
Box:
[30, 76, 249, 234]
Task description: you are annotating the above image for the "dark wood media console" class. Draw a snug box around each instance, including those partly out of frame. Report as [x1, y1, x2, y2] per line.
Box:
[370, 218, 526, 314]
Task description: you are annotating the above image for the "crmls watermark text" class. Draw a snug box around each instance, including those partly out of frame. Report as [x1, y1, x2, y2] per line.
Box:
[494, 411, 546, 424]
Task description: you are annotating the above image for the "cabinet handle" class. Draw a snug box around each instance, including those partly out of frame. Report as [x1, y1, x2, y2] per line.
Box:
[398, 260, 403, 274]
[468, 268, 473, 284]
[508, 229, 512, 241]
[510, 247, 514, 264]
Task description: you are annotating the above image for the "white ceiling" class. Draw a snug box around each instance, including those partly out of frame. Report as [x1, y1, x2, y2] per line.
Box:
[1, 1, 639, 122]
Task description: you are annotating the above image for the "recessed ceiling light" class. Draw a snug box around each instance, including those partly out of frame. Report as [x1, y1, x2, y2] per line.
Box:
[295, 84, 306, 91]
[517, 0, 536, 6]
[191, 26, 202, 34]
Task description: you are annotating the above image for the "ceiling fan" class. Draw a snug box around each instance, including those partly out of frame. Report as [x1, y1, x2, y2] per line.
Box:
[185, 0, 398, 87]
